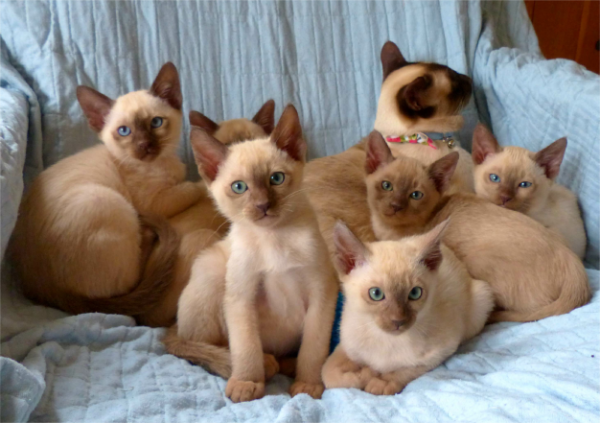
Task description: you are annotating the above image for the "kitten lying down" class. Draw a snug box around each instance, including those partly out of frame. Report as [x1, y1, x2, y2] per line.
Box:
[138, 100, 276, 327]
[472, 124, 586, 259]
[364, 130, 590, 322]
[7, 63, 204, 317]
[163, 105, 338, 403]
[322, 220, 494, 395]
[304, 40, 473, 263]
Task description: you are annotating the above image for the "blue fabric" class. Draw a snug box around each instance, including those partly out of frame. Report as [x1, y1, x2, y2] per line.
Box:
[1, 1, 599, 422]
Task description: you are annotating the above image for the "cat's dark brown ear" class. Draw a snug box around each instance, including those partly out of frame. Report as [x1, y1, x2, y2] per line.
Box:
[271, 104, 306, 161]
[150, 62, 182, 110]
[252, 99, 275, 135]
[535, 137, 567, 180]
[428, 152, 459, 193]
[381, 41, 408, 81]
[333, 221, 369, 275]
[76, 86, 114, 132]
[472, 123, 501, 165]
[419, 219, 449, 271]
[190, 127, 229, 182]
[189, 110, 219, 134]
[365, 131, 394, 174]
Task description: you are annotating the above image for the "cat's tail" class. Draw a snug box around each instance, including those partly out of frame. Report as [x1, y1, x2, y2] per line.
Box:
[489, 258, 590, 323]
[162, 325, 232, 378]
[60, 214, 181, 317]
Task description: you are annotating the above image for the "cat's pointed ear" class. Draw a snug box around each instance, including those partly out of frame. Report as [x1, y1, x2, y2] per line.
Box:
[333, 221, 369, 275]
[271, 104, 306, 161]
[365, 131, 394, 174]
[76, 86, 114, 132]
[418, 219, 449, 272]
[535, 137, 567, 180]
[150, 62, 182, 110]
[190, 127, 229, 182]
[428, 152, 459, 193]
[472, 123, 500, 165]
[381, 41, 408, 81]
[189, 110, 220, 134]
[252, 99, 275, 135]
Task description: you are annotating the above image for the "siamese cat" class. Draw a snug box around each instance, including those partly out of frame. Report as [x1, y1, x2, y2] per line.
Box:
[363, 130, 590, 323]
[163, 105, 338, 402]
[139, 101, 277, 327]
[322, 221, 493, 395]
[472, 124, 586, 259]
[304, 40, 473, 263]
[7, 63, 205, 317]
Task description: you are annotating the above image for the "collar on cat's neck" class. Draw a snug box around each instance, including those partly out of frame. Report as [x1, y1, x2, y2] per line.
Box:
[385, 133, 455, 150]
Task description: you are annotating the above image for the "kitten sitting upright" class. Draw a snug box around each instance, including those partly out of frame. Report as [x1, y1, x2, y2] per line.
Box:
[8, 63, 204, 317]
[363, 130, 590, 323]
[322, 221, 493, 395]
[471, 124, 586, 259]
[163, 105, 338, 402]
[139, 100, 277, 327]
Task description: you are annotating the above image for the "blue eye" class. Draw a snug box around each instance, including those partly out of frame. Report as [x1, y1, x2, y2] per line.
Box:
[408, 287, 422, 300]
[369, 287, 385, 301]
[489, 174, 500, 183]
[519, 181, 532, 188]
[118, 126, 131, 136]
[151, 117, 163, 128]
[410, 191, 424, 200]
[270, 172, 285, 185]
[381, 181, 393, 191]
[231, 181, 247, 194]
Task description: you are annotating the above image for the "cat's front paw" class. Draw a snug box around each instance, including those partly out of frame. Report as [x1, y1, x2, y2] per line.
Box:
[263, 354, 280, 380]
[289, 381, 324, 399]
[225, 378, 265, 403]
[365, 377, 402, 395]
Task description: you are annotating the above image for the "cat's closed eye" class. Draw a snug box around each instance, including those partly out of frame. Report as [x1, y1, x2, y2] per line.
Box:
[231, 181, 248, 194]
[151, 117, 163, 128]
[489, 173, 500, 183]
[368, 287, 385, 301]
[118, 126, 131, 137]
[408, 286, 423, 300]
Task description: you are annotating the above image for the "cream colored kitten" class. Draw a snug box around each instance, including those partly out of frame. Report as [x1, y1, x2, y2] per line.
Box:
[373, 41, 474, 194]
[364, 130, 590, 322]
[472, 124, 586, 259]
[163, 105, 338, 402]
[304, 41, 473, 264]
[322, 221, 493, 395]
[8, 63, 202, 317]
[138, 102, 275, 327]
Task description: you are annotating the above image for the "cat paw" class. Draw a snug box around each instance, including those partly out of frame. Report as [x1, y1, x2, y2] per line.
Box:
[365, 378, 401, 396]
[263, 354, 280, 380]
[225, 378, 265, 403]
[289, 381, 325, 399]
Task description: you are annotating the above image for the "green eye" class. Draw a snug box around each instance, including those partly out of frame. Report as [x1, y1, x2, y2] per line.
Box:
[410, 191, 424, 200]
[489, 174, 500, 183]
[270, 172, 285, 185]
[381, 181, 393, 191]
[408, 287, 422, 300]
[368, 287, 385, 301]
[231, 181, 247, 194]
[519, 181, 532, 188]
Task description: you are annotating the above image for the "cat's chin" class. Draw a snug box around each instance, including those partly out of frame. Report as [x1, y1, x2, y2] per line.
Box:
[252, 214, 280, 226]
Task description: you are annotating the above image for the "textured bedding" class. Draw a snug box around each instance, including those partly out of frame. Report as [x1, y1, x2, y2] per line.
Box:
[1, 1, 599, 422]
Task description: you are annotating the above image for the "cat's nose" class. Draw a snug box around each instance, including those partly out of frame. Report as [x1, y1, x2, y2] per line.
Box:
[391, 202, 404, 212]
[256, 202, 271, 214]
[391, 319, 406, 330]
[500, 195, 512, 205]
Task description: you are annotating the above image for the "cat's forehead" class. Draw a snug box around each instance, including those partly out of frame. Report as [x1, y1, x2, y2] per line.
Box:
[490, 146, 538, 174]
[354, 241, 418, 288]
[377, 157, 426, 183]
[220, 138, 289, 178]
[111, 90, 173, 118]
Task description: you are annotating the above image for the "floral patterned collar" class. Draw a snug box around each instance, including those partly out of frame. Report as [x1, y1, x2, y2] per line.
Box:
[385, 132, 455, 150]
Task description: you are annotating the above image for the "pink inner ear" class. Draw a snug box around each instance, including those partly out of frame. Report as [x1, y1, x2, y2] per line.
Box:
[333, 222, 367, 275]
[365, 131, 393, 174]
[422, 243, 443, 271]
[199, 151, 224, 182]
[472, 124, 500, 165]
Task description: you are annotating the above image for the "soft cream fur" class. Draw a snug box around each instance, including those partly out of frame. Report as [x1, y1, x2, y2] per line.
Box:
[8, 64, 202, 315]
[322, 222, 493, 395]
[139, 113, 270, 327]
[164, 106, 338, 403]
[472, 126, 586, 259]
[364, 140, 590, 323]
